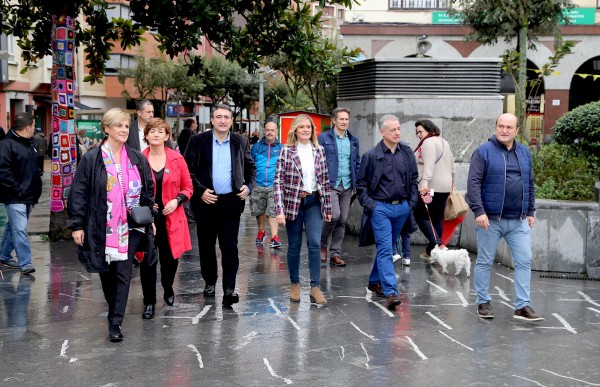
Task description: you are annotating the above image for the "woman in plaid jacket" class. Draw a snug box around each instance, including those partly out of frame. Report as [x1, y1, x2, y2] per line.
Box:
[274, 114, 332, 306]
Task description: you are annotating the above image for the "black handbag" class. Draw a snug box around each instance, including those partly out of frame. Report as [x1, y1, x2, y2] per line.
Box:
[128, 206, 153, 228]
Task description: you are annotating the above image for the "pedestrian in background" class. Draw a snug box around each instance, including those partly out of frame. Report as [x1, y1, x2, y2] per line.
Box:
[33, 128, 48, 176]
[177, 118, 197, 223]
[251, 120, 283, 248]
[68, 108, 156, 342]
[273, 114, 332, 306]
[0, 113, 42, 275]
[467, 113, 543, 322]
[318, 107, 360, 267]
[140, 118, 193, 318]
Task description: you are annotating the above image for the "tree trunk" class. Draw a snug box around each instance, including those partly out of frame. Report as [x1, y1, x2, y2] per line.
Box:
[49, 13, 77, 241]
[516, 25, 528, 141]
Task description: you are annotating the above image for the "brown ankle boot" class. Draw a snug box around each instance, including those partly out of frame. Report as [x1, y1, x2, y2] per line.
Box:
[309, 287, 327, 305]
[290, 283, 300, 302]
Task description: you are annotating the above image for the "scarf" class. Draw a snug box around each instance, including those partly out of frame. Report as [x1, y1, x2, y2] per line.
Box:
[102, 142, 142, 263]
[414, 132, 438, 161]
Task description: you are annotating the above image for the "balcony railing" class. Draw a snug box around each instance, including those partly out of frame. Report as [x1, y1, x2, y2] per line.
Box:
[389, 0, 449, 9]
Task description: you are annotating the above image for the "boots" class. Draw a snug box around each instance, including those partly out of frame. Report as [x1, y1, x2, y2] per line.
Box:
[309, 287, 327, 305]
[290, 283, 300, 302]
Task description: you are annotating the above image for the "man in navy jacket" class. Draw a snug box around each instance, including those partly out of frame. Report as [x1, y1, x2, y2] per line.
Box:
[318, 108, 360, 266]
[467, 113, 543, 322]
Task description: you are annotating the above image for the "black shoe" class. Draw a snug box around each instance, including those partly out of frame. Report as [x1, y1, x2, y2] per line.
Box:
[164, 294, 175, 306]
[20, 265, 36, 275]
[386, 294, 401, 310]
[203, 284, 216, 297]
[108, 324, 123, 342]
[222, 288, 239, 307]
[0, 260, 20, 269]
[514, 305, 544, 321]
[142, 304, 155, 319]
[477, 302, 494, 319]
[367, 283, 386, 297]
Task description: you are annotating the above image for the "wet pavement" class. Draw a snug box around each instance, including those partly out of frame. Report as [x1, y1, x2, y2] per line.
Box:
[1, 167, 600, 386]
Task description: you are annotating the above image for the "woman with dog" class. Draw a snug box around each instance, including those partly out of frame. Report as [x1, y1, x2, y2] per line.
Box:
[414, 120, 455, 262]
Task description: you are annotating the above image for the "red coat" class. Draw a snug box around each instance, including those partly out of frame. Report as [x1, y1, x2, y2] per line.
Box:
[143, 147, 194, 259]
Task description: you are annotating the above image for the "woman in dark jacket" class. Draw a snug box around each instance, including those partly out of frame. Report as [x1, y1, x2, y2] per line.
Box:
[68, 108, 156, 343]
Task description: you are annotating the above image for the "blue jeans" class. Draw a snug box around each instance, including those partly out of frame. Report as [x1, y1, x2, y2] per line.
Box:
[474, 218, 532, 310]
[285, 195, 323, 288]
[0, 203, 33, 269]
[370, 201, 410, 296]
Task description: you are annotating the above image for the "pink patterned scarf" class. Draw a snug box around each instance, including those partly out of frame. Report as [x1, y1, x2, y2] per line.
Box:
[102, 143, 142, 263]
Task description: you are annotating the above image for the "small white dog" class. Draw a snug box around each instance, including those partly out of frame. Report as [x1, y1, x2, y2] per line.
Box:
[430, 245, 471, 277]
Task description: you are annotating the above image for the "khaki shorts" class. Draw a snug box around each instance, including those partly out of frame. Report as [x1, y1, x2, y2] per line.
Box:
[250, 186, 276, 218]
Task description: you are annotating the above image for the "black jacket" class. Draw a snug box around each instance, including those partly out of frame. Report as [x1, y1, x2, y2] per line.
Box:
[178, 127, 193, 156]
[126, 119, 174, 150]
[184, 130, 256, 212]
[0, 130, 42, 204]
[67, 143, 156, 273]
[356, 141, 419, 246]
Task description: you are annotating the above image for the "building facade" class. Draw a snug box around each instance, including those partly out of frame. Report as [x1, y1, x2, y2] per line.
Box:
[340, 0, 600, 140]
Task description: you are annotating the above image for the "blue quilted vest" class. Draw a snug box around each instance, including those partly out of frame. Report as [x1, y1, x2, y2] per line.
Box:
[477, 138, 532, 219]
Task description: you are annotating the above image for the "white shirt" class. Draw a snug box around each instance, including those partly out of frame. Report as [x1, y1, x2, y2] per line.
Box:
[139, 127, 148, 152]
[297, 142, 317, 192]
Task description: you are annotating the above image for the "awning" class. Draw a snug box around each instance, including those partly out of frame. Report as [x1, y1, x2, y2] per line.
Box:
[33, 96, 95, 110]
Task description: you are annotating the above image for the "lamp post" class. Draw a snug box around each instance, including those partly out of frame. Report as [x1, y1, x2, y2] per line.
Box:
[258, 72, 265, 131]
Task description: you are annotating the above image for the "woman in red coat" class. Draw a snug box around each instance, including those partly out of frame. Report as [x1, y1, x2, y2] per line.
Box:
[140, 118, 193, 318]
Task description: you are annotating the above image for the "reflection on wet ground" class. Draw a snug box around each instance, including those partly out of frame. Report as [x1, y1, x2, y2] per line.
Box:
[0, 203, 599, 386]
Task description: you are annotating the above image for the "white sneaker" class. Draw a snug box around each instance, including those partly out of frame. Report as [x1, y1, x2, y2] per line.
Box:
[402, 258, 410, 266]
[392, 254, 401, 263]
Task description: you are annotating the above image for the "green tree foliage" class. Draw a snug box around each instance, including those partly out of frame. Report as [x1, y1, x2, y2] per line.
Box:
[552, 100, 600, 169]
[532, 143, 596, 200]
[117, 55, 204, 116]
[200, 56, 258, 108]
[0, 1, 144, 84]
[129, 0, 357, 74]
[449, 0, 574, 137]
[266, 23, 360, 113]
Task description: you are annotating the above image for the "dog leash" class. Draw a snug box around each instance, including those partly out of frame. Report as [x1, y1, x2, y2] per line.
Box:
[423, 202, 440, 244]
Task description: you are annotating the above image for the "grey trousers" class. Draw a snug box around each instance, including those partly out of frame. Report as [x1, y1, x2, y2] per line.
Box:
[320, 184, 353, 257]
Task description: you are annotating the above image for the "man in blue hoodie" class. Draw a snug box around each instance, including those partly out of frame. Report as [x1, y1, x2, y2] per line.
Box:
[467, 113, 543, 322]
[250, 120, 283, 248]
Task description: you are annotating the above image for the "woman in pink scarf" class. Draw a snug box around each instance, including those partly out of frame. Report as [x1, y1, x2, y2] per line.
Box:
[68, 108, 156, 343]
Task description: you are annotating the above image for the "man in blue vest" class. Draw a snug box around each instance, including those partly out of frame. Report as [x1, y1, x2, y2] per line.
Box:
[467, 113, 543, 322]
[318, 108, 360, 266]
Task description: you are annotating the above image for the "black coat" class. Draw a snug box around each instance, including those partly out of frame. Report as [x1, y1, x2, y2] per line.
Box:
[356, 141, 419, 247]
[126, 119, 174, 151]
[184, 130, 256, 213]
[0, 130, 42, 204]
[67, 144, 156, 273]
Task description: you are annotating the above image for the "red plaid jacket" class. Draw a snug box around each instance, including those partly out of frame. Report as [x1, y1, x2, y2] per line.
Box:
[273, 144, 332, 221]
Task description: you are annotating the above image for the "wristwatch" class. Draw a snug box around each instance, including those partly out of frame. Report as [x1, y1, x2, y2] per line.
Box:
[176, 196, 183, 206]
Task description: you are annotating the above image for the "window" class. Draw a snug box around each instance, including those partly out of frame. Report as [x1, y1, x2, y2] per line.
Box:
[6, 35, 16, 63]
[389, 0, 449, 9]
[105, 3, 131, 20]
[337, 9, 344, 20]
[105, 54, 136, 75]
